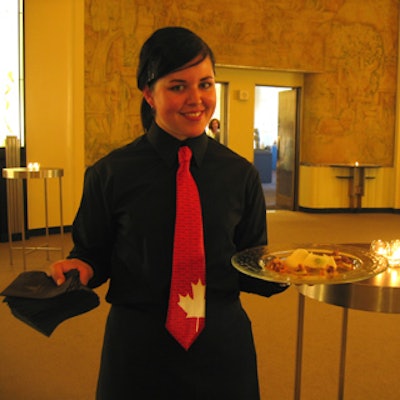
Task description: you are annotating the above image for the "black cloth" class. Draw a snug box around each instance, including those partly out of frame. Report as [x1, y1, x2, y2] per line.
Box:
[68, 123, 287, 399]
[1, 270, 100, 336]
[97, 302, 259, 400]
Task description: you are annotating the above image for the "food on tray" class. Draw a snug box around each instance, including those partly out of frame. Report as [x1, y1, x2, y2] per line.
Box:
[286, 248, 337, 270]
[260, 248, 356, 278]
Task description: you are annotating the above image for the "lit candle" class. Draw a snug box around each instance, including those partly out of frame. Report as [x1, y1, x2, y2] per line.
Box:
[371, 239, 400, 267]
[389, 240, 400, 266]
[371, 239, 388, 256]
[390, 269, 399, 285]
[27, 162, 40, 171]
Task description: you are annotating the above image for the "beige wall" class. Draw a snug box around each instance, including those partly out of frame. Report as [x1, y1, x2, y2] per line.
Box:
[23, 0, 400, 230]
[24, 0, 84, 229]
[84, 0, 398, 167]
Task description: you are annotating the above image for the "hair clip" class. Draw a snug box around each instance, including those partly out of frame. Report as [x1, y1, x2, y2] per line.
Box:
[147, 71, 155, 84]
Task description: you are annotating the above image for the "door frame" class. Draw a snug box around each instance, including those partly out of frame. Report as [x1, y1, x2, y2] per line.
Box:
[276, 87, 302, 211]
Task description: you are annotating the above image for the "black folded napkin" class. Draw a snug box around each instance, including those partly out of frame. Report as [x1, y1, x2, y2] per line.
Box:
[1, 269, 100, 336]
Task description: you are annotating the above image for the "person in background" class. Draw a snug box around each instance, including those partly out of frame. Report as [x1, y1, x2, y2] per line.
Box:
[272, 139, 278, 170]
[207, 117, 221, 141]
[50, 26, 287, 400]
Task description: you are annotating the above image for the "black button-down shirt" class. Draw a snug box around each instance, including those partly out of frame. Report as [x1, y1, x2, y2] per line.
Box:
[69, 123, 284, 309]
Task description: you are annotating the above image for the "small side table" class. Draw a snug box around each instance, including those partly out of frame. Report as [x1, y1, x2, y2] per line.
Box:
[296, 246, 399, 400]
[2, 167, 65, 270]
[331, 164, 380, 209]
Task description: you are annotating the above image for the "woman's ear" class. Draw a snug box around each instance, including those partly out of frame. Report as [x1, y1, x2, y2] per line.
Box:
[142, 86, 154, 109]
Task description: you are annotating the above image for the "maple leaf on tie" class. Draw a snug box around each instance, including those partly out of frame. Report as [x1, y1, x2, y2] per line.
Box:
[178, 279, 206, 332]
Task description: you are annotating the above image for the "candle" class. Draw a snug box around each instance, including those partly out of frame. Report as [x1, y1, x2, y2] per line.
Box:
[371, 239, 388, 256]
[389, 240, 400, 265]
[27, 162, 40, 171]
[371, 239, 400, 267]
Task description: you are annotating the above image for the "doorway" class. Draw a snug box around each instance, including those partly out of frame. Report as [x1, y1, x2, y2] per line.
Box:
[253, 85, 299, 210]
[208, 82, 228, 145]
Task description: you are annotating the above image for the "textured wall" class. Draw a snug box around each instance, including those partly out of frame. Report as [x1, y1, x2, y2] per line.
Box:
[85, 0, 398, 166]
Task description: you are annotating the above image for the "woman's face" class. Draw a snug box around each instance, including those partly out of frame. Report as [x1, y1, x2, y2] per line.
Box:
[211, 119, 219, 131]
[143, 56, 216, 141]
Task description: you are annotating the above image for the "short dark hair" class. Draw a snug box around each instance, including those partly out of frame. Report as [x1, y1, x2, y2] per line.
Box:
[208, 118, 220, 130]
[137, 27, 215, 131]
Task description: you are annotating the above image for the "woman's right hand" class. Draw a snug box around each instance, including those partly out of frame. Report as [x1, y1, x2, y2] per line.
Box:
[50, 258, 94, 286]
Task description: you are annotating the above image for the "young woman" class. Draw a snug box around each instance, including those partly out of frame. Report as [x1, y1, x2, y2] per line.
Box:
[207, 118, 221, 141]
[51, 26, 287, 400]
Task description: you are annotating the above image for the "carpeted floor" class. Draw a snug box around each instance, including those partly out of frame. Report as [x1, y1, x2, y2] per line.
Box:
[1, 210, 400, 399]
[262, 170, 277, 209]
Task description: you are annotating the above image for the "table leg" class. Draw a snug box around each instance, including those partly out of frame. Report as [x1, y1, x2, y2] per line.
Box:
[44, 178, 50, 260]
[294, 293, 305, 400]
[58, 176, 64, 258]
[6, 178, 26, 269]
[338, 307, 349, 400]
[6, 182, 14, 266]
[20, 183, 27, 270]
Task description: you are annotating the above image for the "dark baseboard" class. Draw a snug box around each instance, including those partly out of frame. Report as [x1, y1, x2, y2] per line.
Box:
[0, 226, 72, 243]
[28, 225, 72, 237]
[298, 207, 398, 214]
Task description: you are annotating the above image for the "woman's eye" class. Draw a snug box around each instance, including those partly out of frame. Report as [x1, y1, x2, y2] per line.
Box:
[170, 85, 185, 92]
[200, 81, 213, 89]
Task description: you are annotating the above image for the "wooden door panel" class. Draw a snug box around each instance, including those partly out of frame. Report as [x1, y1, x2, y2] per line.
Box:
[276, 89, 297, 210]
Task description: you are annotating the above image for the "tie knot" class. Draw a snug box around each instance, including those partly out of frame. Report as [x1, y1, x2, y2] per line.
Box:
[178, 146, 192, 165]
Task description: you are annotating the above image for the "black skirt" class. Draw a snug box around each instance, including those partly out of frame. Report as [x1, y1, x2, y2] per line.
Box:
[96, 300, 260, 400]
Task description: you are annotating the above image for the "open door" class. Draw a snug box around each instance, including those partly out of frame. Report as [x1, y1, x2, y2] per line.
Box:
[276, 89, 299, 210]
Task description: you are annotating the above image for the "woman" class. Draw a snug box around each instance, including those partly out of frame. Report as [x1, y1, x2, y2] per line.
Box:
[51, 27, 287, 399]
[207, 118, 221, 141]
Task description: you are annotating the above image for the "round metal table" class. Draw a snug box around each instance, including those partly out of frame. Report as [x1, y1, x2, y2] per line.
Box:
[297, 267, 400, 313]
[295, 254, 400, 400]
[2, 167, 65, 269]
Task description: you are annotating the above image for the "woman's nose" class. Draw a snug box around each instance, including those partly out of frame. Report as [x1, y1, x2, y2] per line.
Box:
[186, 88, 202, 104]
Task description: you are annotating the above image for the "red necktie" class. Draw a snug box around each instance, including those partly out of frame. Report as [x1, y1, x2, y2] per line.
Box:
[166, 146, 206, 350]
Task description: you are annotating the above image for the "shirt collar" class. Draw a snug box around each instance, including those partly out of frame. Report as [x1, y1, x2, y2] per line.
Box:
[147, 122, 208, 168]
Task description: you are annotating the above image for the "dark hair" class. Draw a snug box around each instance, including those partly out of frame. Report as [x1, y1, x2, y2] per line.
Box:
[208, 118, 220, 130]
[137, 26, 215, 131]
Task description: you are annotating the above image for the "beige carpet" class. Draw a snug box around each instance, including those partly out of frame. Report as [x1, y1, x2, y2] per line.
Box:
[262, 170, 277, 209]
[1, 211, 400, 399]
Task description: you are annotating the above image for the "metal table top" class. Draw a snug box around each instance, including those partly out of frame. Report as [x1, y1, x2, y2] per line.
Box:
[297, 244, 400, 313]
[2, 167, 64, 179]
